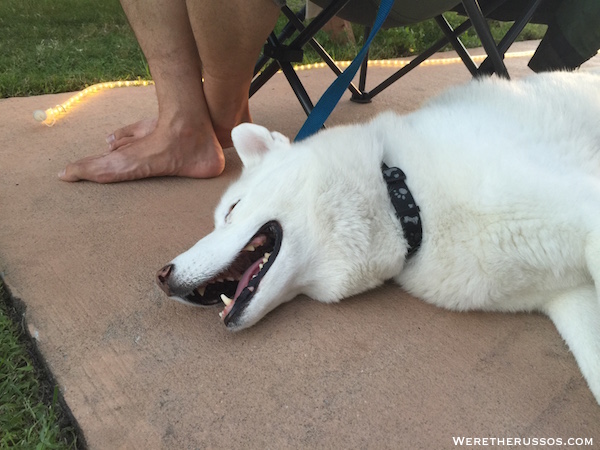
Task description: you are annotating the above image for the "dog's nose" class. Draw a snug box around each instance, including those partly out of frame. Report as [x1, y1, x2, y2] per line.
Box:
[156, 264, 174, 295]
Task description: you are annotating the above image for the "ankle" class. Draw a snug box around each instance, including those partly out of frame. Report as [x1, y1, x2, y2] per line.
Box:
[213, 109, 252, 148]
[157, 111, 208, 139]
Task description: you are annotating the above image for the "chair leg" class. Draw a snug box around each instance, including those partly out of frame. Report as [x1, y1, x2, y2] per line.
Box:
[251, 0, 363, 108]
[367, 17, 477, 99]
[477, 0, 544, 74]
[280, 2, 363, 98]
[355, 0, 509, 99]
[434, 15, 478, 76]
[286, 0, 353, 50]
[280, 61, 316, 116]
[254, 6, 306, 77]
[250, 6, 307, 99]
[461, 0, 509, 78]
[351, 26, 372, 103]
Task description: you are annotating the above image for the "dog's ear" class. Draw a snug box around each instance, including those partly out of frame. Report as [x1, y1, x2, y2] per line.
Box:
[231, 123, 289, 168]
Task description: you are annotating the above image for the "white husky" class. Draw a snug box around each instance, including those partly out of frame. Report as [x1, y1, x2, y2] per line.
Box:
[157, 71, 600, 404]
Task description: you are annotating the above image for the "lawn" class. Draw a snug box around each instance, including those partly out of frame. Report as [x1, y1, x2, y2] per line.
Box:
[0, 0, 545, 446]
[0, 0, 148, 97]
[0, 282, 79, 448]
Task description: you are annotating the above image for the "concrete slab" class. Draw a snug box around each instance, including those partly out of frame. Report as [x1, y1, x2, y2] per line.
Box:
[1, 42, 599, 448]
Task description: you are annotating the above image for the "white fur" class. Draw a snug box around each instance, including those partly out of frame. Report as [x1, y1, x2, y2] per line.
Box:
[165, 71, 600, 404]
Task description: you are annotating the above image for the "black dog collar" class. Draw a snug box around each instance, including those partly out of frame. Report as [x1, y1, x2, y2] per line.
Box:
[382, 163, 422, 258]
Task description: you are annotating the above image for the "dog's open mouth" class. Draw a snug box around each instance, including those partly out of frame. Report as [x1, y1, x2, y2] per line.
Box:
[183, 221, 282, 325]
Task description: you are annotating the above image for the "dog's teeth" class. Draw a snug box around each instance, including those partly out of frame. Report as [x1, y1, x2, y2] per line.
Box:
[197, 286, 206, 296]
[264, 252, 271, 260]
[216, 278, 224, 283]
[219, 311, 224, 319]
[243, 244, 255, 252]
[226, 276, 235, 281]
[259, 263, 264, 270]
[248, 286, 255, 292]
[220, 294, 233, 306]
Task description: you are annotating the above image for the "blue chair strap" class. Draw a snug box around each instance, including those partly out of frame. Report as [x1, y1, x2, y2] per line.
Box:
[294, 0, 395, 141]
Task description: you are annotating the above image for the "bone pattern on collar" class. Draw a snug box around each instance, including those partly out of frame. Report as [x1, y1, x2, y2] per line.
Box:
[382, 164, 422, 258]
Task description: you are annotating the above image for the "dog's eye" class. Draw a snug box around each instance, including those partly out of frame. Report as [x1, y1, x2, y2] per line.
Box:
[225, 201, 239, 222]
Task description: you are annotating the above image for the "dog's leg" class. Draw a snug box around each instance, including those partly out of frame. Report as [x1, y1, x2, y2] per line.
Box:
[543, 286, 600, 404]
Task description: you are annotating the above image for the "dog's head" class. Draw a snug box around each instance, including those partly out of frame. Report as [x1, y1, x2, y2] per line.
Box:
[157, 122, 407, 330]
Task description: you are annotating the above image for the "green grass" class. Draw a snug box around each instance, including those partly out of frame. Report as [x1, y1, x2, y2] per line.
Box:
[0, 281, 79, 449]
[295, 12, 546, 63]
[0, 0, 545, 98]
[0, 0, 148, 97]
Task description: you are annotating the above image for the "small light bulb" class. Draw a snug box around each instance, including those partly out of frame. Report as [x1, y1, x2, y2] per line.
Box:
[33, 110, 47, 122]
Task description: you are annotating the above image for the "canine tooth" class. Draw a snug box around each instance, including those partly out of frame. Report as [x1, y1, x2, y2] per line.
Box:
[217, 278, 224, 283]
[226, 276, 235, 281]
[220, 294, 233, 306]
[243, 244, 255, 252]
[197, 286, 206, 296]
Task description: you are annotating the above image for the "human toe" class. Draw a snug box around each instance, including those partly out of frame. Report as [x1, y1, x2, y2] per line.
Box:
[109, 136, 137, 151]
[59, 153, 124, 183]
[108, 118, 157, 151]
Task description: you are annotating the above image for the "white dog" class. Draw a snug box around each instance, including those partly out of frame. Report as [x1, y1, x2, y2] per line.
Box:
[157, 71, 600, 404]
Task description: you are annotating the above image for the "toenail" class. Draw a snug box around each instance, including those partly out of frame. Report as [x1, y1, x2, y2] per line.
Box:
[58, 169, 65, 178]
[106, 134, 115, 145]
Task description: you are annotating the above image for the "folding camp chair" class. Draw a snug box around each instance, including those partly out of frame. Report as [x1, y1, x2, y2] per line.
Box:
[250, 0, 544, 115]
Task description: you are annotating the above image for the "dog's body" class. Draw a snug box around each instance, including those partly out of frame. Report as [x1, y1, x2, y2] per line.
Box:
[157, 71, 600, 403]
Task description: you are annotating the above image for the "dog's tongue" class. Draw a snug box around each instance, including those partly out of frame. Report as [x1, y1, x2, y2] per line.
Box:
[234, 257, 263, 300]
[222, 254, 268, 319]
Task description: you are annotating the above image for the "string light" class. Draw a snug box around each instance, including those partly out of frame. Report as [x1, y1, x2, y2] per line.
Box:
[292, 50, 534, 71]
[34, 50, 534, 125]
[33, 79, 154, 126]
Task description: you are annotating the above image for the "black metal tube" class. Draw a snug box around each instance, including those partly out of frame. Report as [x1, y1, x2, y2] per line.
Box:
[434, 15, 478, 76]
[280, 62, 315, 116]
[461, 0, 509, 78]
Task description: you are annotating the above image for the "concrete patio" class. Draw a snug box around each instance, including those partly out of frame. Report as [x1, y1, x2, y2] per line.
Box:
[1, 41, 599, 448]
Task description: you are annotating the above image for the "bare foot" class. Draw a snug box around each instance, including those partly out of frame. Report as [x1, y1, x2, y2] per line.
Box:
[107, 112, 248, 153]
[59, 119, 225, 183]
[107, 118, 158, 151]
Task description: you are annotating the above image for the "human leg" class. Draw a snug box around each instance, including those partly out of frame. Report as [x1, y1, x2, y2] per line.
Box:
[60, 0, 280, 183]
[186, 0, 281, 148]
[61, 0, 224, 183]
